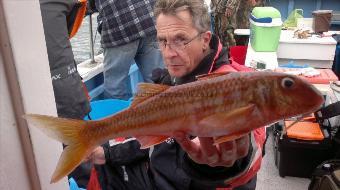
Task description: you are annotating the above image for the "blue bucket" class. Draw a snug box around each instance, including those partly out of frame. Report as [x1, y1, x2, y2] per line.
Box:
[67, 99, 131, 190]
[85, 99, 131, 120]
[69, 178, 86, 190]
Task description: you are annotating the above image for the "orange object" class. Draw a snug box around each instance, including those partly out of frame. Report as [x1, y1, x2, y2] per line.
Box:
[69, 0, 87, 39]
[285, 120, 324, 141]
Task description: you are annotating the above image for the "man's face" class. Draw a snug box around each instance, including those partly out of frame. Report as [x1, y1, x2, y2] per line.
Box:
[156, 10, 211, 78]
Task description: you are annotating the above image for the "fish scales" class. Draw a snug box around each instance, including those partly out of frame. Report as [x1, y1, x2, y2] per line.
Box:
[83, 73, 279, 138]
[97, 75, 251, 137]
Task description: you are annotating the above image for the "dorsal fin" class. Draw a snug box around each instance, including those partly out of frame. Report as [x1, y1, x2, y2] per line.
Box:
[131, 83, 170, 107]
[196, 72, 229, 81]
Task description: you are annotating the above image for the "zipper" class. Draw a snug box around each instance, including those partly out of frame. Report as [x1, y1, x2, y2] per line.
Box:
[122, 165, 129, 181]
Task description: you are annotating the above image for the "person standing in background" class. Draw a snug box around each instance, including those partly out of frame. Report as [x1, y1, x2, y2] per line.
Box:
[95, 0, 164, 100]
[211, 0, 241, 49]
[237, 0, 266, 29]
[235, 0, 266, 45]
[39, 0, 91, 188]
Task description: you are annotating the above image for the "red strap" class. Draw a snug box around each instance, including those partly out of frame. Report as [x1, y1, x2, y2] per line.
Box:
[208, 39, 223, 74]
[230, 155, 262, 188]
[214, 65, 238, 73]
[81, 81, 91, 101]
[230, 60, 254, 72]
[87, 166, 102, 190]
[228, 127, 265, 188]
[209, 40, 253, 74]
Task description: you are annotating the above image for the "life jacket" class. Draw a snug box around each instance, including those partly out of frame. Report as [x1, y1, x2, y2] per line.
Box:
[209, 40, 264, 190]
[68, 0, 87, 39]
[208, 40, 254, 74]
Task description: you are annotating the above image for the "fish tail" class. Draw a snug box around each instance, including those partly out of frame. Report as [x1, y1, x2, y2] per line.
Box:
[23, 114, 94, 183]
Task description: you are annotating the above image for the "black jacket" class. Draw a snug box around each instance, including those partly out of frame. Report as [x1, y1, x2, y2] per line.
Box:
[95, 35, 255, 190]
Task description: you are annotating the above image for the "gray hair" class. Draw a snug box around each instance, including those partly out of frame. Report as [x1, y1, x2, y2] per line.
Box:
[154, 0, 211, 33]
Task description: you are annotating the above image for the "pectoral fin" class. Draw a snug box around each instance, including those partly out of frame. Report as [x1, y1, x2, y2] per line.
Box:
[135, 135, 170, 149]
[213, 132, 248, 145]
[199, 104, 255, 128]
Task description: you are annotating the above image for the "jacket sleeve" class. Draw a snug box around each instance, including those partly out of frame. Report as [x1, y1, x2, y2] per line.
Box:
[103, 138, 149, 165]
[181, 127, 266, 188]
[225, 0, 241, 10]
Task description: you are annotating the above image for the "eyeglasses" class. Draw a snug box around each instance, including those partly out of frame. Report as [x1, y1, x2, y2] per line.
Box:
[156, 33, 202, 51]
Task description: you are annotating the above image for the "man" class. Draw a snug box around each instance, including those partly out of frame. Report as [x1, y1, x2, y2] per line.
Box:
[95, 0, 164, 100]
[211, 0, 241, 49]
[88, 0, 265, 189]
[39, 0, 91, 188]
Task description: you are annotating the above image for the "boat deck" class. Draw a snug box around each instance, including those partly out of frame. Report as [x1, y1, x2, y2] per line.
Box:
[256, 130, 310, 190]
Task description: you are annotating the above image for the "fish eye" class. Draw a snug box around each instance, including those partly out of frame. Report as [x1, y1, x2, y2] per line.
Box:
[281, 77, 295, 89]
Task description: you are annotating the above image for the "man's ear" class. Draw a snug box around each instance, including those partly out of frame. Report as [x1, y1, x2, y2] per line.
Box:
[201, 31, 212, 46]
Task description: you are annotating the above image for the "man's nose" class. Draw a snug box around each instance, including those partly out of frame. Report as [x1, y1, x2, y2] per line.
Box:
[162, 44, 178, 58]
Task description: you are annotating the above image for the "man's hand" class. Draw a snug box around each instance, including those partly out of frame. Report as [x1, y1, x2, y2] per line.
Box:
[175, 132, 249, 167]
[85, 146, 106, 165]
[225, 7, 233, 17]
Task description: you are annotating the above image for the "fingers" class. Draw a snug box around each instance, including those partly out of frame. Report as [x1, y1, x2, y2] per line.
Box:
[218, 140, 237, 167]
[176, 133, 251, 168]
[85, 146, 106, 165]
[174, 132, 203, 163]
[236, 135, 249, 158]
[83, 156, 90, 163]
[198, 137, 219, 164]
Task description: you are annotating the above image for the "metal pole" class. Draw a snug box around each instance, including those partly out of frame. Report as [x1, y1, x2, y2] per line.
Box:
[88, 14, 96, 63]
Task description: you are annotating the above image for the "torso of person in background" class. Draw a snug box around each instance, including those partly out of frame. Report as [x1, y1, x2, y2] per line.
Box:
[210, 0, 241, 48]
[237, 0, 266, 29]
[95, 0, 157, 48]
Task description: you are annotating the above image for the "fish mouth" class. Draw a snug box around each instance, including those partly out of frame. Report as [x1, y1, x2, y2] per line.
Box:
[298, 94, 324, 116]
[302, 84, 325, 110]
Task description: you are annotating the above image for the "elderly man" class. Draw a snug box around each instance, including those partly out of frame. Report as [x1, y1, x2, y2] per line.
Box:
[88, 0, 265, 189]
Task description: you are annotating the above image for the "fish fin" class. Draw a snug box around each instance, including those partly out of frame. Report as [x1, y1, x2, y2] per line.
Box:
[213, 132, 248, 145]
[131, 83, 170, 107]
[199, 104, 255, 128]
[51, 142, 91, 183]
[23, 114, 94, 183]
[196, 72, 229, 81]
[135, 135, 169, 149]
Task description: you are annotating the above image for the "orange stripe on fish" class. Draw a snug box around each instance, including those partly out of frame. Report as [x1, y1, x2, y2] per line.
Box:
[23, 71, 324, 183]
